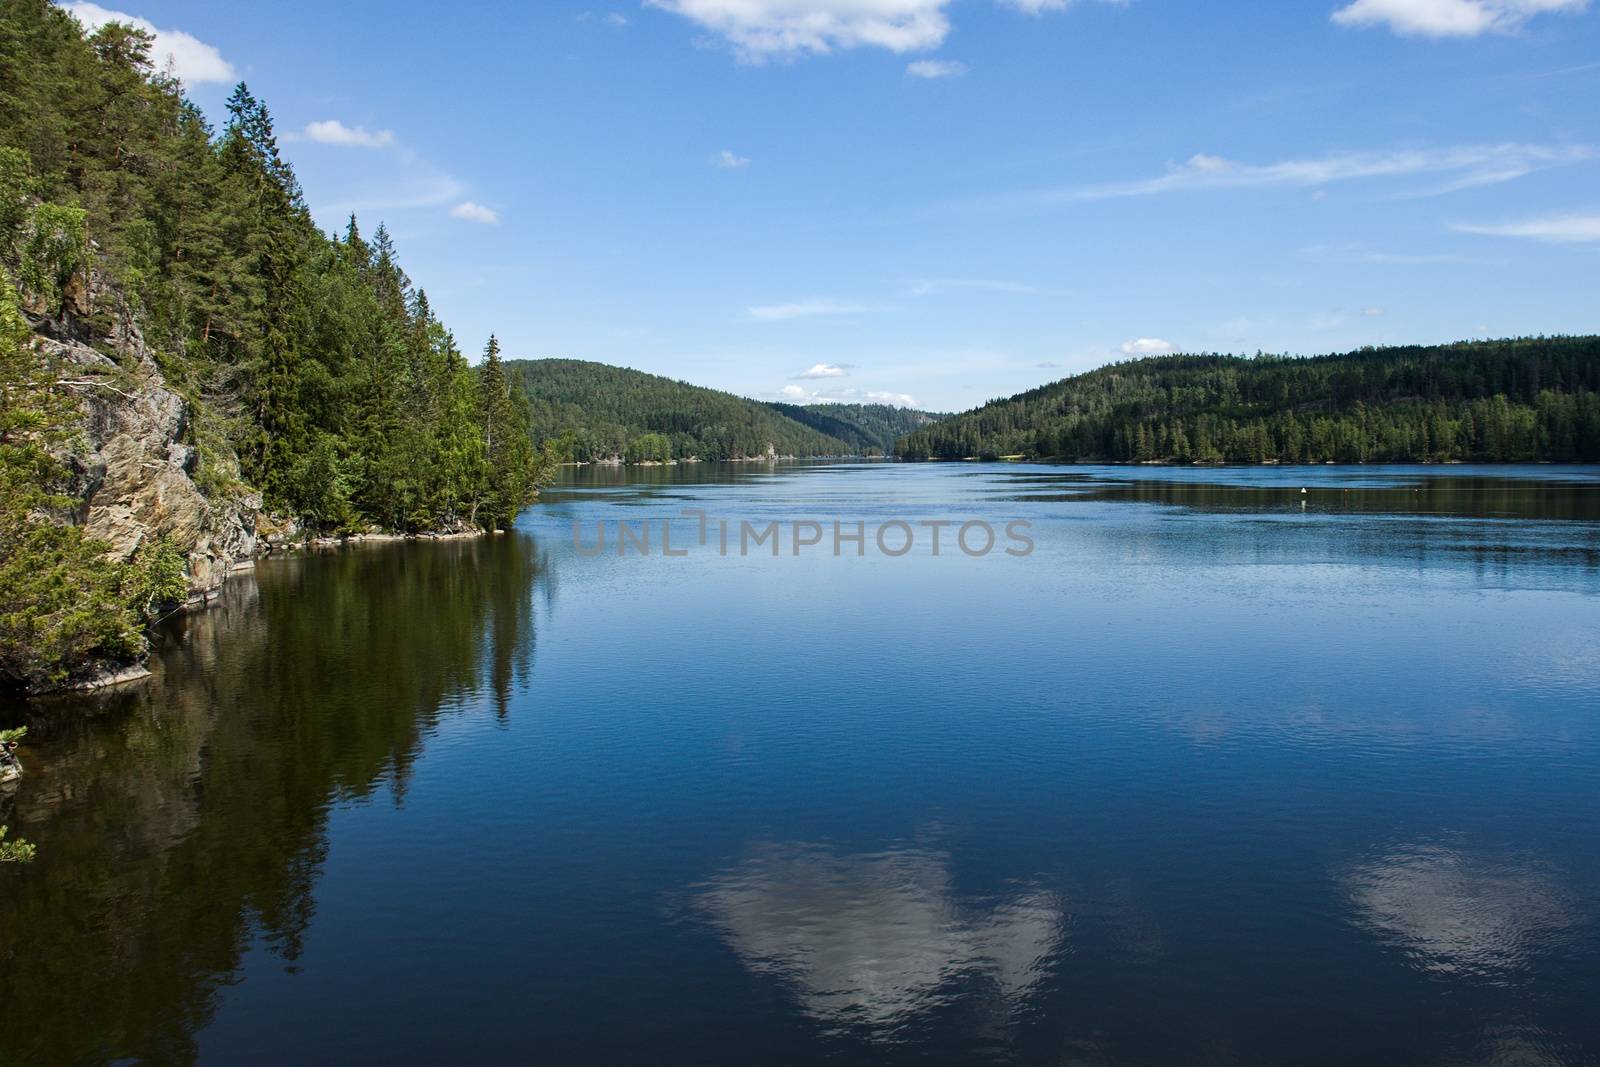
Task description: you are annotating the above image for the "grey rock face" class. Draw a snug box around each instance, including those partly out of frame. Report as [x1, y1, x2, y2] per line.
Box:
[39, 321, 260, 607]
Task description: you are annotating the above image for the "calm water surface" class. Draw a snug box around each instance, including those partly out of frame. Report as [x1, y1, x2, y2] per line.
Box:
[3, 463, 1600, 1066]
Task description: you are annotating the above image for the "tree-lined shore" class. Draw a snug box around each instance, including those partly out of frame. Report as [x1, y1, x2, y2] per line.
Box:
[896, 339, 1600, 464]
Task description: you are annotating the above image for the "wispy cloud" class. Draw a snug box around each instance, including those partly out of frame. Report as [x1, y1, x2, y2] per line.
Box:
[792, 363, 851, 379]
[1331, 0, 1588, 38]
[1000, 0, 1121, 11]
[303, 119, 396, 149]
[646, 0, 1116, 61]
[1299, 242, 1487, 265]
[907, 278, 1038, 296]
[747, 299, 885, 322]
[1000, 144, 1594, 205]
[62, 2, 233, 84]
[316, 175, 467, 220]
[777, 384, 918, 406]
[714, 149, 752, 169]
[450, 201, 500, 225]
[907, 59, 967, 78]
[1120, 337, 1173, 355]
[646, 0, 951, 60]
[1453, 212, 1600, 242]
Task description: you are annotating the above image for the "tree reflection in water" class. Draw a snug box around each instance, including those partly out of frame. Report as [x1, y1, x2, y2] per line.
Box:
[0, 535, 546, 1066]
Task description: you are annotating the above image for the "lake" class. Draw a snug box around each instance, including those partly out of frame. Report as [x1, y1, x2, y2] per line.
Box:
[3, 462, 1600, 1066]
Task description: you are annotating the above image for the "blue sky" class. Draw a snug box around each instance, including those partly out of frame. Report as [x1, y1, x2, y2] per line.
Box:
[64, 0, 1600, 412]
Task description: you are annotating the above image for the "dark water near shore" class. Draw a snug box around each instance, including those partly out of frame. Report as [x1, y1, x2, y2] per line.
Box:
[4, 463, 1600, 1066]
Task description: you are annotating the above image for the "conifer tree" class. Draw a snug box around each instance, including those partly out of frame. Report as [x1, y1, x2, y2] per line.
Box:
[477, 335, 535, 529]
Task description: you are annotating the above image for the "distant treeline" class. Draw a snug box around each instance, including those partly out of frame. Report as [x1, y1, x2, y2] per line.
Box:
[764, 402, 944, 456]
[505, 358, 852, 462]
[896, 338, 1600, 464]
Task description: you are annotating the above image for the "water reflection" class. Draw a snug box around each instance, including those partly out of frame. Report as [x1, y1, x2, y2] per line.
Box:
[4, 464, 1599, 1064]
[1342, 845, 1581, 980]
[694, 842, 1064, 1035]
[987, 468, 1600, 522]
[0, 536, 546, 1066]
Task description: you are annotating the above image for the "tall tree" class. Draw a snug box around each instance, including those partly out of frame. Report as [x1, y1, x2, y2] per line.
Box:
[478, 335, 534, 528]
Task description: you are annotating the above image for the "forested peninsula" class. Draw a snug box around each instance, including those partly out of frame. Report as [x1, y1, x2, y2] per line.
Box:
[0, 0, 549, 690]
[763, 401, 944, 456]
[896, 338, 1600, 464]
[507, 358, 944, 462]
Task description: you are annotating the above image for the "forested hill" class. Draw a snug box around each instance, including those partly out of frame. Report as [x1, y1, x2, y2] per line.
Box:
[896, 338, 1600, 464]
[764, 402, 945, 456]
[505, 359, 853, 462]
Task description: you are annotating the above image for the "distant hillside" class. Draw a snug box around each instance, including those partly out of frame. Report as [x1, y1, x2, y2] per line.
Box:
[764, 402, 946, 456]
[505, 359, 852, 462]
[896, 337, 1600, 464]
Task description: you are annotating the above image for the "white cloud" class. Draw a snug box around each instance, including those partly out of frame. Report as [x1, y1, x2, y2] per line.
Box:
[578, 9, 631, 25]
[999, 0, 1122, 10]
[1015, 144, 1594, 204]
[449, 201, 500, 224]
[646, 0, 1117, 59]
[62, 2, 234, 84]
[1453, 212, 1600, 242]
[1120, 337, 1173, 355]
[747, 299, 883, 321]
[646, 0, 951, 59]
[303, 119, 396, 149]
[772, 384, 917, 406]
[908, 278, 1038, 296]
[793, 363, 851, 379]
[1363, 306, 1387, 316]
[1331, 0, 1587, 38]
[907, 58, 967, 78]
[714, 149, 752, 169]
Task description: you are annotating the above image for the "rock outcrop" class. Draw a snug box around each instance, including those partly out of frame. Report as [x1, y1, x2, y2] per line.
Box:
[36, 315, 260, 608]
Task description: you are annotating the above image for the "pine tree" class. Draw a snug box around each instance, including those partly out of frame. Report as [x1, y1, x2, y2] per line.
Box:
[477, 335, 534, 529]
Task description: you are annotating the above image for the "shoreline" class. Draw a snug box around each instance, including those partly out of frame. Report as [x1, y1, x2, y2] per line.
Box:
[896, 457, 1590, 466]
[260, 526, 492, 555]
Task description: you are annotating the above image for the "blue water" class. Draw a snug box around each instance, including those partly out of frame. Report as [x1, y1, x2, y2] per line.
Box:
[3, 463, 1599, 1065]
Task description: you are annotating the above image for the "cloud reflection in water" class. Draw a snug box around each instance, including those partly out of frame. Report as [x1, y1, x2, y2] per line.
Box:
[1343, 845, 1581, 980]
[694, 843, 1064, 1034]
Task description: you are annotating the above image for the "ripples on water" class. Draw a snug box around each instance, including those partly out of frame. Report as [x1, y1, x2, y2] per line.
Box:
[2, 463, 1598, 1066]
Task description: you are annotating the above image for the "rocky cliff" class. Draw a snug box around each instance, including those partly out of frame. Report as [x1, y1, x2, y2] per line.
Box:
[35, 311, 260, 610]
